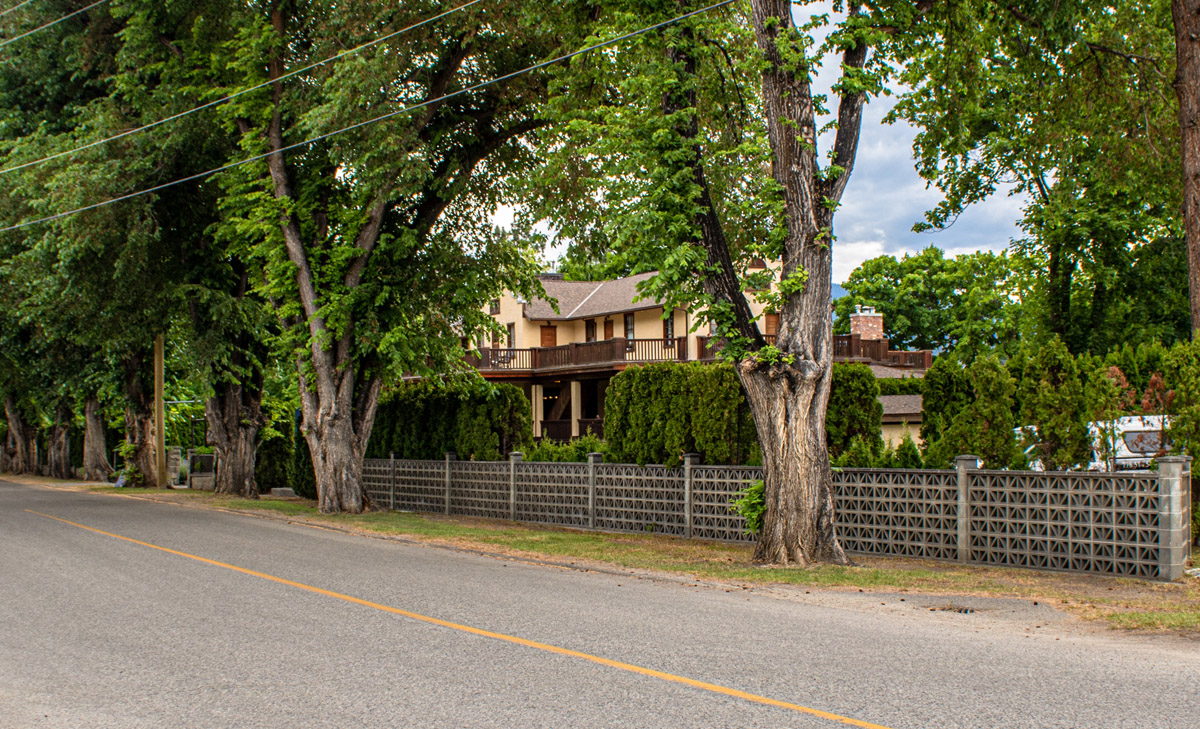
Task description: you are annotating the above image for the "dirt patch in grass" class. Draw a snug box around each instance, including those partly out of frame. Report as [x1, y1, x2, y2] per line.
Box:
[21, 477, 1200, 634]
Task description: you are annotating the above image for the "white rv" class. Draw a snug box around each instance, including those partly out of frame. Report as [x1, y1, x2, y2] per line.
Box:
[1087, 414, 1170, 472]
[1019, 414, 1171, 472]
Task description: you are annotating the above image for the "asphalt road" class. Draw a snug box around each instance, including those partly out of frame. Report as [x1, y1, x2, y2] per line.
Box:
[2, 480, 1198, 729]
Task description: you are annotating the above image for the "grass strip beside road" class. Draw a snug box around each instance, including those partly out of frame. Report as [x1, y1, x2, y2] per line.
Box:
[87, 485, 1200, 633]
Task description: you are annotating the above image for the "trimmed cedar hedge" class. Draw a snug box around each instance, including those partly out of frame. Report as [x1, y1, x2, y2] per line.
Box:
[365, 380, 532, 461]
[604, 361, 886, 466]
[603, 362, 759, 467]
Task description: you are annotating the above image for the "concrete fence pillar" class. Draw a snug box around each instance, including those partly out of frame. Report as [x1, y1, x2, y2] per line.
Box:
[444, 452, 457, 515]
[955, 455, 980, 563]
[1157, 456, 1192, 581]
[683, 453, 700, 539]
[587, 452, 602, 529]
[509, 452, 523, 521]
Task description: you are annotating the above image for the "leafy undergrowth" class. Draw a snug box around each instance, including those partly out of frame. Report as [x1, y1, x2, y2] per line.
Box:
[77, 483, 1200, 633]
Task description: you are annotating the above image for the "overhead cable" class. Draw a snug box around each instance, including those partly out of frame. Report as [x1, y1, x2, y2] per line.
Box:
[0, 0, 737, 233]
[0, 0, 36, 20]
[0, 0, 109, 49]
[0, 0, 484, 176]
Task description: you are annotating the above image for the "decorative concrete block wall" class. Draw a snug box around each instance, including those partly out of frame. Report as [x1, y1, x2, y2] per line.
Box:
[362, 454, 1192, 580]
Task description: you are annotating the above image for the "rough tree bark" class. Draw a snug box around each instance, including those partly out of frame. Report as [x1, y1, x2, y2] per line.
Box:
[1174, 0, 1200, 337]
[82, 398, 114, 481]
[656, 1, 867, 564]
[737, 0, 875, 565]
[205, 379, 264, 498]
[122, 355, 159, 488]
[123, 406, 156, 487]
[3, 395, 36, 475]
[44, 406, 74, 479]
[254, 7, 540, 512]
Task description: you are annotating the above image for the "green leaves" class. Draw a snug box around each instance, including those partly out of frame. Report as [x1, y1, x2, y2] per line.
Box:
[834, 246, 1024, 357]
[604, 361, 759, 467]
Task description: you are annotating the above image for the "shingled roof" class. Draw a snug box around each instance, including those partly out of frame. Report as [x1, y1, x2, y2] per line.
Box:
[522, 272, 663, 321]
[878, 394, 923, 423]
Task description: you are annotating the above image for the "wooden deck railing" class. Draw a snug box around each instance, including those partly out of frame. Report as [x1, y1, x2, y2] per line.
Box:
[698, 333, 931, 369]
[472, 334, 930, 374]
[473, 338, 688, 373]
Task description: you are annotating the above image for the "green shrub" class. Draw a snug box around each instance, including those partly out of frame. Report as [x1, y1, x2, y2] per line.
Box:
[1165, 339, 1200, 461]
[920, 355, 972, 445]
[827, 363, 883, 458]
[604, 362, 758, 466]
[730, 479, 765, 536]
[289, 416, 317, 500]
[1013, 338, 1091, 470]
[524, 432, 607, 462]
[893, 429, 924, 469]
[366, 380, 532, 461]
[926, 353, 1017, 469]
[254, 432, 292, 494]
[877, 378, 924, 396]
[833, 434, 877, 468]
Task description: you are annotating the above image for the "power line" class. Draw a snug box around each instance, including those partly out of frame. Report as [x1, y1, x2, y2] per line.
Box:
[0, 0, 483, 176]
[0, 0, 737, 233]
[0, 0, 109, 49]
[0, 0, 36, 19]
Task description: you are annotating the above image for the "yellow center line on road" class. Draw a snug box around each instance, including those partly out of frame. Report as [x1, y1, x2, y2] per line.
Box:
[27, 508, 894, 729]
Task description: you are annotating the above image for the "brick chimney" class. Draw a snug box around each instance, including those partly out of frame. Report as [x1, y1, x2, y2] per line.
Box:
[849, 305, 884, 340]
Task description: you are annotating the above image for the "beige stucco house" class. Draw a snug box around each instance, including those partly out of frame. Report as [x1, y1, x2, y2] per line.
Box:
[472, 272, 931, 441]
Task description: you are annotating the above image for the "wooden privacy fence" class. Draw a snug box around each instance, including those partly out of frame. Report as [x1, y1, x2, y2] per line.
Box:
[361, 453, 1193, 580]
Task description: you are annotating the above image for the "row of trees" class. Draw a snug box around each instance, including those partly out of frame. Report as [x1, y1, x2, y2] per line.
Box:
[1, 1, 1197, 567]
[920, 338, 1200, 472]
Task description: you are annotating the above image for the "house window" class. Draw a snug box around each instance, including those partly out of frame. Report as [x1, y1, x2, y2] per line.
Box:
[489, 299, 500, 315]
[765, 313, 779, 337]
[585, 319, 597, 342]
[490, 330, 499, 348]
[663, 312, 674, 344]
[624, 313, 635, 340]
[506, 323, 515, 348]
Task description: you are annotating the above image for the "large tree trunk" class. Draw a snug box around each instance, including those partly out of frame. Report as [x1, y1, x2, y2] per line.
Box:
[1174, 0, 1200, 337]
[121, 353, 160, 488]
[123, 406, 157, 488]
[205, 382, 263, 498]
[298, 369, 382, 513]
[45, 406, 74, 480]
[745, 0, 869, 565]
[740, 358, 844, 564]
[82, 398, 114, 481]
[3, 396, 36, 475]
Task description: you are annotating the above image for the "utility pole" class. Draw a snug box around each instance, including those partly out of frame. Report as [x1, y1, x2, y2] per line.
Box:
[155, 334, 167, 489]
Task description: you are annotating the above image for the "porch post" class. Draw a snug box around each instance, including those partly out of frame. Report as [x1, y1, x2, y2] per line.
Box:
[531, 384, 543, 439]
[570, 380, 582, 438]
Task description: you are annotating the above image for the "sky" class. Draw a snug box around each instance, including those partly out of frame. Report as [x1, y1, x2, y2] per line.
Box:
[525, 3, 1029, 285]
[826, 94, 1027, 283]
[773, 2, 1027, 284]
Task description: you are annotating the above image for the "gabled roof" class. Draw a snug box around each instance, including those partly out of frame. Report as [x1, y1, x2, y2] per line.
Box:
[878, 394, 923, 423]
[522, 272, 663, 322]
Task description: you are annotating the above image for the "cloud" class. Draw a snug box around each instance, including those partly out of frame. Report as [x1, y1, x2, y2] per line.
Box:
[521, 3, 1030, 283]
[824, 88, 1025, 283]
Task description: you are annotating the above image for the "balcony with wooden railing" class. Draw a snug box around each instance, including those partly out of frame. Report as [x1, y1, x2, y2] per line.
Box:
[697, 333, 932, 369]
[468, 332, 930, 376]
[468, 337, 689, 374]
